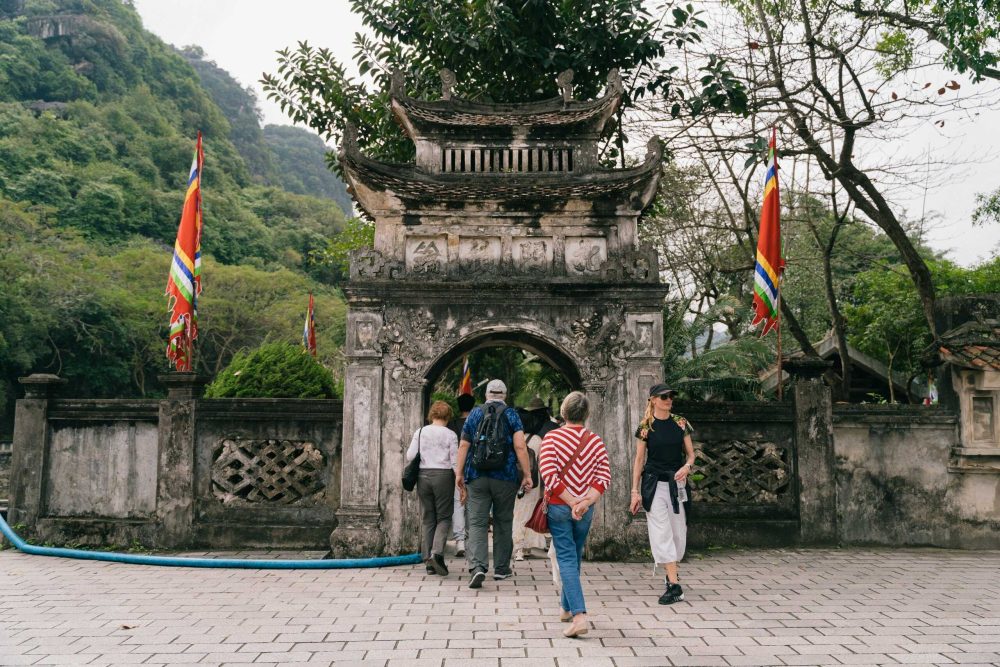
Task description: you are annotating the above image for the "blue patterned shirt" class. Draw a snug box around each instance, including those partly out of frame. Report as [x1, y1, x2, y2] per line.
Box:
[461, 401, 524, 483]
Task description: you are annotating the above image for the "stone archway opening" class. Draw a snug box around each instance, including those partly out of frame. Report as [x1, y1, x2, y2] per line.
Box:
[422, 331, 582, 415]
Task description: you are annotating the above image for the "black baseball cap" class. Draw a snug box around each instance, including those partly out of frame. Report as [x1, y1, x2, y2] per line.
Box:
[648, 383, 677, 398]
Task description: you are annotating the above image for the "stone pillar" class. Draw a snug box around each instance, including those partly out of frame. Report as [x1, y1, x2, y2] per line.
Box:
[8, 374, 66, 531]
[330, 359, 386, 557]
[789, 359, 837, 544]
[155, 372, 206, 548]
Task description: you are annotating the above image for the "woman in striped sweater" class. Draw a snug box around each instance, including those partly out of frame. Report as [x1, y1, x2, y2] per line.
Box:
[538, 391, 611, 639]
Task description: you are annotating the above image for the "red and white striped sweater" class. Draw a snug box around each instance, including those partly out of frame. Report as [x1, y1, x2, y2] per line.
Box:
[539, 425, 611, 505]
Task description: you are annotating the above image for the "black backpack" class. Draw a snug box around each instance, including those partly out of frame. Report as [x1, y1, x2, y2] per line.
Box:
[470, 402, 512, 471]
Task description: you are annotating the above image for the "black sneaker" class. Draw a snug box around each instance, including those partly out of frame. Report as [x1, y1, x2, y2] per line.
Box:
[658, 582, 684, 605]
[493, 570, 512, 580]
[425, 561, 436, 575]
[469, 569, 486, 589]
[431, 554, 449, 576]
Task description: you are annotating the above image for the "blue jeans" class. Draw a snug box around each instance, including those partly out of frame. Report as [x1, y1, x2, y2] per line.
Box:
[547, 503, 594, 616]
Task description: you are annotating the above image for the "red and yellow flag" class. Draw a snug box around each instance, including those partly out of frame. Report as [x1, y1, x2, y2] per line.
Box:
[165, 133, 204, 371]
[458, 356, 472, 395]
[303, 293, 317, 357]
[751, 128, 784, 336]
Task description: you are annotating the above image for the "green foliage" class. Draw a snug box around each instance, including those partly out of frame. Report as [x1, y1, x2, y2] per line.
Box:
[262, 0, 745, 165]
[844, 256, 1000, 393]
[313, 217, 375, 280]
[263, 125, 353, 215]
[204, 341, 338, 399]
[875, 28, 915, 77]
[0, 1, 354, 434]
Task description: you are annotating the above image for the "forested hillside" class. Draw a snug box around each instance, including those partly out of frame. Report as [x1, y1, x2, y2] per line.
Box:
[179, 45, 353, 216]
[0, 0, 351, 434]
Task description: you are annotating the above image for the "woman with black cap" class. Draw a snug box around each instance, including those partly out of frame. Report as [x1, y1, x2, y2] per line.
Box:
[629, 383, 695, 605]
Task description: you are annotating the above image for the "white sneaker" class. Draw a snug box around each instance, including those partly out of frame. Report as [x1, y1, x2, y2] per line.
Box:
[514, 549, 524, 561]
[455, 540, 465, 557]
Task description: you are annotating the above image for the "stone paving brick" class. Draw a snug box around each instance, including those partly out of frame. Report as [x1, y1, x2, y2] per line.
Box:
[3, 547, 999, 667]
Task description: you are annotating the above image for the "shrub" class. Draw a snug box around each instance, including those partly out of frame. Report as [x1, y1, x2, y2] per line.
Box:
[204, 341, 338, 399]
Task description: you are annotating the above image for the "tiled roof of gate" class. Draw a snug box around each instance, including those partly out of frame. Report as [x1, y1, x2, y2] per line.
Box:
[935, 319, 1000, 371]
[389, 70, 623, 134]
[392, 93, 621, 129]
[339, 133, 662, 216]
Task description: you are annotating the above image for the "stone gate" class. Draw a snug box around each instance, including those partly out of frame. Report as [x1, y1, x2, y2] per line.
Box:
[331, 69, 667, 556]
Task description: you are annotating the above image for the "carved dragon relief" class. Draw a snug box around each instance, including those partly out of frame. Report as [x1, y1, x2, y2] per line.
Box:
[566, 307, 638, 383]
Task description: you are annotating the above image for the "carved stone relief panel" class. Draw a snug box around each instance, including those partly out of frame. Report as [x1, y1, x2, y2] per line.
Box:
[348, 311, 382, 357]
[405, 235, 447, 275]
[692, 439, 791, 505]
[564, 306, 637, 383]
[512, 236, 554, 275]
[626, 313, 661, 357]
[458, 236, 502, 273]
[565, 237, 607, 276]
[349, 374, 378, 505]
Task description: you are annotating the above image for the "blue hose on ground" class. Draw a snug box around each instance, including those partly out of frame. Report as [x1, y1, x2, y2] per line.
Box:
[0, 513, 421, 569]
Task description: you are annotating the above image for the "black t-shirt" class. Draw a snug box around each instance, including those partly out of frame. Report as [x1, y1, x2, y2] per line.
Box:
[635, 416, 692, 475]
[447, 415, 468, 442]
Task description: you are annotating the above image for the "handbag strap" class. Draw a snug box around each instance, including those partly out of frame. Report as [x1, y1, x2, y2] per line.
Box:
[544, 427, 591, 500]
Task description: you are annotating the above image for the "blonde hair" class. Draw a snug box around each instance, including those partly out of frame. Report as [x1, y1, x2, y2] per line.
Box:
[638, 396, 657, 434]
[427, 400, 453, 422]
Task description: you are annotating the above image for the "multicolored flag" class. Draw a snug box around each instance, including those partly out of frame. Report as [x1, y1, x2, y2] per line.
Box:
[751, 128, 784, 336]
[303, 293, 317, 357]
[165, 133, 204, 371]
[458, 355, 472, 395]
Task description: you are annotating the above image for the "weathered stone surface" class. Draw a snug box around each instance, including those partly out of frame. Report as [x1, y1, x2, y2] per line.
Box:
[333, 74, 669, 556]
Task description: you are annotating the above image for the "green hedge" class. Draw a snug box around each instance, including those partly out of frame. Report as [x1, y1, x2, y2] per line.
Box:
[205, 341, 338, 399]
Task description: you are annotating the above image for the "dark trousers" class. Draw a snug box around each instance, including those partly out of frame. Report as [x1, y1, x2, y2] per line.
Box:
[417, 468, 455, 559]
[466, 476, 518, 574]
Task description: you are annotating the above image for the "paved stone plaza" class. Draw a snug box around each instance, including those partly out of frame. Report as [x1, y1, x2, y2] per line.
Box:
[2, 547, 999, 666]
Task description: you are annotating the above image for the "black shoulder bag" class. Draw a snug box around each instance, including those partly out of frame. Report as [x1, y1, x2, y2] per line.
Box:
[402, 427, 422, 492]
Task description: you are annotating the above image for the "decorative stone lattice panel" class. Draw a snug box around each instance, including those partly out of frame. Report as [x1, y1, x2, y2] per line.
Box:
[212, 439, 326, 505]
[693, 440, 790, 505]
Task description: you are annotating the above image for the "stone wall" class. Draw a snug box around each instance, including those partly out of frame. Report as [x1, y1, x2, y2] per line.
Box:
[0, 441, 11, 507]
[833, 404, 999, 548]
[8, 375, 343, 549]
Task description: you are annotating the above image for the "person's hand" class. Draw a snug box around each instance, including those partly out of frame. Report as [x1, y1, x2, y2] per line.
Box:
[456, 474, 466, 491]
[674, 464, 691, 483]
[571, 497, 591, 520]
[459, 486, 468, 505]
[629, 490, 642, 515]
[521, 475, 533, 491]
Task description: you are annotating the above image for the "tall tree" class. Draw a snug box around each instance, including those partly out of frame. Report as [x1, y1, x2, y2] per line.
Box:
[261, 0, 746, 166]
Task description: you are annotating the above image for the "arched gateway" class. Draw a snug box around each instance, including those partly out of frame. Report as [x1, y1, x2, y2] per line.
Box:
[331, 69, 666, 556]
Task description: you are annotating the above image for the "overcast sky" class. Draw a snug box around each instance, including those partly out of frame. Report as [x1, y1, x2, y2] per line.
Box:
[131, 0, 999, 267]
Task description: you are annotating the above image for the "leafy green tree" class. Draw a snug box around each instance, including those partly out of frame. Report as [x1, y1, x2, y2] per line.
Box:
[844, 256, 1000, 401]
[205, 341, 338, 399]
[851, 0, 1000, 81]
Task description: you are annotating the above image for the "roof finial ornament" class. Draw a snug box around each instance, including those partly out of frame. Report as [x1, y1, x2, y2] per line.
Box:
[390, 69, 405, 97]
[606, 68, 624, 96]
[439, 68, 457, 101]
[645, 136, 663, 165]
[556, 69, 575, 102]
[342, 122, 359, 155]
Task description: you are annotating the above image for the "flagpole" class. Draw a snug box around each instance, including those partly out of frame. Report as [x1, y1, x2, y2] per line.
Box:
[776, 277, 783, 401]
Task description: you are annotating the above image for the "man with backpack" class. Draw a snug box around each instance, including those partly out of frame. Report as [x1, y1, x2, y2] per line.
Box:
[455, 379, 533, 589]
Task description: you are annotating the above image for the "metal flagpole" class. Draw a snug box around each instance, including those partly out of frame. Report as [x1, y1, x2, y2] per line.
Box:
[776, 279, 783, 401]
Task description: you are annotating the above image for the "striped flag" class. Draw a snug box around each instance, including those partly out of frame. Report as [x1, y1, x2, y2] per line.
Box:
[303, 293, 317, 356]
[458, 356, 472, 395]
[751, 128, 784, 336]
[165, 133, 204, 371]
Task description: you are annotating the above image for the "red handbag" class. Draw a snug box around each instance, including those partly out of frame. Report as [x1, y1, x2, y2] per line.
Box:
[525, 429, 591, 534]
